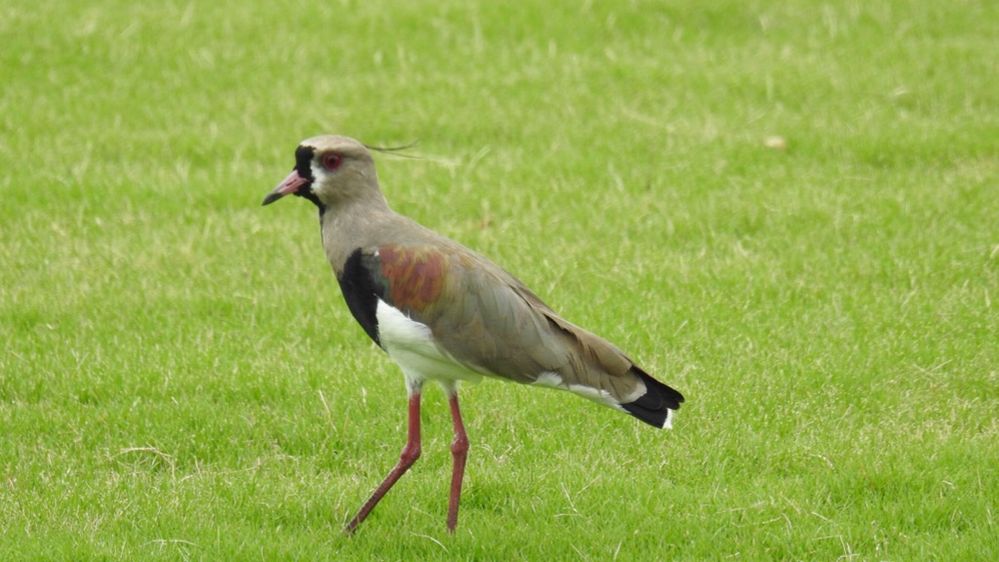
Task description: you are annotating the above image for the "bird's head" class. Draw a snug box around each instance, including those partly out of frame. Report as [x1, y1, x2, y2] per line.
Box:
[262, 135, 380, 210]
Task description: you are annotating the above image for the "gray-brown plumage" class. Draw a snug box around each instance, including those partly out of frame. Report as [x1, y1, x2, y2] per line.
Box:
[262, 135, 684, 534]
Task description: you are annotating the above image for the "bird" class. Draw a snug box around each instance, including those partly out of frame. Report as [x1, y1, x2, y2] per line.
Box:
[262, 135, 684, 534]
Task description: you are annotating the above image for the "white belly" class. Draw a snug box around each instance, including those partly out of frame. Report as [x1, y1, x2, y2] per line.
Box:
[375, 299, 484, 389]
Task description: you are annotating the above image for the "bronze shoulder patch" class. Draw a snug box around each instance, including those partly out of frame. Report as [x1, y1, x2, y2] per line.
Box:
[378, 246, 447, 311]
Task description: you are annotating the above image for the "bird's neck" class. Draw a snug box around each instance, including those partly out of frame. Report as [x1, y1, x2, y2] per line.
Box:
[320, 195, 398, 275]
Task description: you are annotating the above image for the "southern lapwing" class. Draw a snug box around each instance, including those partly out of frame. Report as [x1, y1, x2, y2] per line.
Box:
[262, 135, 684, 534]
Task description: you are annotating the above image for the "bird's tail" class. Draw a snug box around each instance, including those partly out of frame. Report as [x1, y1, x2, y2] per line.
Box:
[620, 368, 685, 429]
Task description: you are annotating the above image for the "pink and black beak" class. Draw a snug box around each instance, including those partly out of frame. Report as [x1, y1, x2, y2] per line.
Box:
[261, 170, 311, 206]
[262, 145, 316, 206]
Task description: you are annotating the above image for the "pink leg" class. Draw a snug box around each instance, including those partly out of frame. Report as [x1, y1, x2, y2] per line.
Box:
[344, 391, 422, 534]
[446, 392, 469, 533]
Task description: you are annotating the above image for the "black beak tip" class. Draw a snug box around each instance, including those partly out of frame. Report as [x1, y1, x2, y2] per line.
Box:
[261, 192, 282, 206]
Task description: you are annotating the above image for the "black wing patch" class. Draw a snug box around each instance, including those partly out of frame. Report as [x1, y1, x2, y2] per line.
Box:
[337, 248, 386, 347]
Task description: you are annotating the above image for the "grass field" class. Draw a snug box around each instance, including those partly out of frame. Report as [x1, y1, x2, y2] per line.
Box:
[2, 0, 997, 559]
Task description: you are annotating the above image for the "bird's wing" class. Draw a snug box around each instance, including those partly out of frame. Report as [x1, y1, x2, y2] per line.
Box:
[340, 243, 648, 401]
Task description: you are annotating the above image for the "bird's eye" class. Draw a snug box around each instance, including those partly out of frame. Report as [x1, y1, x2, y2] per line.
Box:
[321, 153, 343, 171]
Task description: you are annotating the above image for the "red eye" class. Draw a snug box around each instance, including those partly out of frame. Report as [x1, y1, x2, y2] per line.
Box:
[321, 153, 342, 171]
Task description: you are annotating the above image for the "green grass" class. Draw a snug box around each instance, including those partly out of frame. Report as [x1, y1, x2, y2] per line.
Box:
[2, 0, 997, 559]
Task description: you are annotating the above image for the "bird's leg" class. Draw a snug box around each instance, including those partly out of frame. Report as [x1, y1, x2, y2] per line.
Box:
[446, 390, 469, 533]
[344, 385, 423, 534]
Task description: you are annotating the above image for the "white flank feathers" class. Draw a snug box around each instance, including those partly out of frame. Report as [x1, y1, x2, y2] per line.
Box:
[375, 299, 483, 387]
[531, 371, 626, 411]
